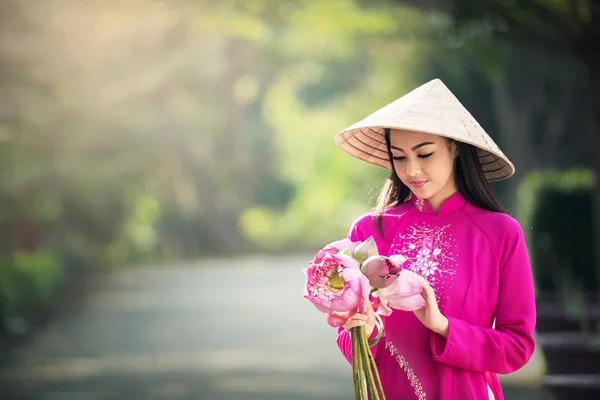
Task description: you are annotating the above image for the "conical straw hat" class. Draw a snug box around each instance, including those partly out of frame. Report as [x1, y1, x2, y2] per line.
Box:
[335, 79, 514, 181]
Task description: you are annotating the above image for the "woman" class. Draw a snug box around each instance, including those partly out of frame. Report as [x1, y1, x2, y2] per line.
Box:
[334, 79, 536, 399]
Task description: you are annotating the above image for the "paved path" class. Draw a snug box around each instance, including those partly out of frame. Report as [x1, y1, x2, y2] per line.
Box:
[0, 255, 547, 399]
[0, 255, 354, 400]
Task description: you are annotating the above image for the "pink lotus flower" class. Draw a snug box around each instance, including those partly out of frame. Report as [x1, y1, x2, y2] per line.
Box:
[315, 238, 355, 261]
[374, 270, 425, 315]
[360, 254, 406, 289]
[303, 249, 370, 326]
[303, 237, 409, 400]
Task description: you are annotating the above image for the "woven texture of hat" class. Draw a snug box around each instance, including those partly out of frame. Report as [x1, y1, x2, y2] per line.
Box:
[335, 79, 514, 181]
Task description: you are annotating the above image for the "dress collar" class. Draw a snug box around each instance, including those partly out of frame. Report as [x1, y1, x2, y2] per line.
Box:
[409, 191, 467, 216]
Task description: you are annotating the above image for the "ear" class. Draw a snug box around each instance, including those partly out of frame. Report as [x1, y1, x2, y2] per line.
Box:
[452, 142, 460, 158]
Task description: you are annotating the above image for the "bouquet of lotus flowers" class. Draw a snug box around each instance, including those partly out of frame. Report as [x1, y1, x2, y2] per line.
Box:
[303, 237, 425, 400]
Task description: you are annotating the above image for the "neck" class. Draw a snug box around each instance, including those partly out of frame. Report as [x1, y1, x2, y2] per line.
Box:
[426, 182, 459, 213]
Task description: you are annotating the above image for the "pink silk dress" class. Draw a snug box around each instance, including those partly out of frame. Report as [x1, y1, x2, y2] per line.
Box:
[337, 191, 536, 399]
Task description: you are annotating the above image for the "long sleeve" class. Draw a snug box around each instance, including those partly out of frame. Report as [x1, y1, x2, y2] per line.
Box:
[430, 220, 536, 374]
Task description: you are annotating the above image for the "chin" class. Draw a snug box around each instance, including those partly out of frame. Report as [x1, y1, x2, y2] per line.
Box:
[413, 188, 435, 200]
[421, 193, 435, 202]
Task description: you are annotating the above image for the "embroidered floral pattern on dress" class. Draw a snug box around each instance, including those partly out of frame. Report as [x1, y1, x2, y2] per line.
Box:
[391, 223, 457, 309]
[383, 332, 427, 400]
[414, 198, 425, 212]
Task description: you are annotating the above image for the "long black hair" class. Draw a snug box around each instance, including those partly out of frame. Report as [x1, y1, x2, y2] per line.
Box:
[373, 128, 504, 238]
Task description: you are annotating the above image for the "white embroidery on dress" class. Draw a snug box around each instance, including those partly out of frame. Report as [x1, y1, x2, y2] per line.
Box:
[414, 198, 425, 212]
[391, 223, 457, 309]
[383, 331, 427, 400]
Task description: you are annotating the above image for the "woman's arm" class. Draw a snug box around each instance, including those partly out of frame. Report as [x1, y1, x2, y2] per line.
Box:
[430, 221, 536, 374]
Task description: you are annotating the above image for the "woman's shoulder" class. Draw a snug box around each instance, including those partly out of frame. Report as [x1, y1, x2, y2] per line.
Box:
[351, 202, 411, 224]
[463, 203, 525, 240]
[349, 203, 411, 237]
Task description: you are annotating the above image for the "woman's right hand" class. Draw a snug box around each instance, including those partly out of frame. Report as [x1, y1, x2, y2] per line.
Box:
[343, 300, 377, 337]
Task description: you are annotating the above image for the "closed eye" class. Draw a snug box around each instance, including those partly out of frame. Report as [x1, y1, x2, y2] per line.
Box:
[393, 152, 433, 161]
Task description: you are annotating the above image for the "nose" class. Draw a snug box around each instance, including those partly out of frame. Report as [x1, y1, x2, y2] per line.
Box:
[405, 158, 421, 178]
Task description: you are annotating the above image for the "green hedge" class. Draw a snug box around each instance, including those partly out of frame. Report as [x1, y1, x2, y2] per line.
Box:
[516, 169, 596, 296]
[0, 251, 63, 328]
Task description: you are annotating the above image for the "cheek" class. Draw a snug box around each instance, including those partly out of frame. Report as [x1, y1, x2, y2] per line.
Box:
[428, 156, 454, 180]
[392, 161, 408, 180]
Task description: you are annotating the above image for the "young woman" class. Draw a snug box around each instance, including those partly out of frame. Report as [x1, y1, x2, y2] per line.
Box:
[334, 79, 536, 400]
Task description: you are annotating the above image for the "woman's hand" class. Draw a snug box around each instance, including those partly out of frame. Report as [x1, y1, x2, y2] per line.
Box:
[412, 273, 449, 338]
[342, 300, 377, 337]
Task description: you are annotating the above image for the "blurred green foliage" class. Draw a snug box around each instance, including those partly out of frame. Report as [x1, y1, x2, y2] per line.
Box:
[105, 194, 163, 265]
[517, 169, 596, 296]
[0, 251, 62, 322]
[0, 0, 595, 329]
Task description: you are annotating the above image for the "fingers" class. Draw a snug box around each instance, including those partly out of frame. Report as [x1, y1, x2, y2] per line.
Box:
[411, 272, 434, 293]
[421, 281, 438, 310]
[343, 313, 370, 332]
[412, 271, 430, 287]
[365, 300, 376, 317]
[360, 297, 374, 314]
[411, 272, 437, 307]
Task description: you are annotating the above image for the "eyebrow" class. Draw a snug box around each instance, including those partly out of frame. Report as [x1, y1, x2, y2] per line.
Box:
[390, 142, 435, 152]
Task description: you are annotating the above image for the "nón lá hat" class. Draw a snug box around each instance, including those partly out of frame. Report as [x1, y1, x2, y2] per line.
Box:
[335, 79, 514, 181]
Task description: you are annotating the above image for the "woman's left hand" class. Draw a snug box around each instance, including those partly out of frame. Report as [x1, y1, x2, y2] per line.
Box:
[412, 273, 449, 338]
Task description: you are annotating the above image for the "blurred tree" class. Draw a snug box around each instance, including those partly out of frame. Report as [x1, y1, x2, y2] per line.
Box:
[0, 0, 287, 260]
[0, 1, 150, 266]
[407, 0, 600, 283]
[239, 1, 444, 250]
[1, 0, 591, 262]
[414, 37, 590, 207]
[368, 0, 598, 277]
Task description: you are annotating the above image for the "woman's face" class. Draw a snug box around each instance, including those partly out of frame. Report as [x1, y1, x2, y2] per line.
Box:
[389, 129, 459, 209]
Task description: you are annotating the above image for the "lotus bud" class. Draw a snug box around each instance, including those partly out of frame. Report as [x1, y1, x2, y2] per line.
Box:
[352, 236, 378, 265]
[360, 255, 398, 289]
[388, 254, 407, 275]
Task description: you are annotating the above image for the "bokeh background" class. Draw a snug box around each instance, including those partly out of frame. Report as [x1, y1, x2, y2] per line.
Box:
[0, 1, 598, 399]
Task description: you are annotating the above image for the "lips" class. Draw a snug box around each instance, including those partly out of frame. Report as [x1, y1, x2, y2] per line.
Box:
[410, 180, 428, 189]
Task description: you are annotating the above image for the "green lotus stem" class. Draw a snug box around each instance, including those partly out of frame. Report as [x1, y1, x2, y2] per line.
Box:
[357, 332, 367, 400]
[370, 353, 386, 400]
[361, 326, 386, 400]
[358, 325, 380, 400]
[351, 327, 362, 400]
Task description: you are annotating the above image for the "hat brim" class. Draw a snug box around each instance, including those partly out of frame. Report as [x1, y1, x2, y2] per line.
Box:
[335, 126, 515, 182]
